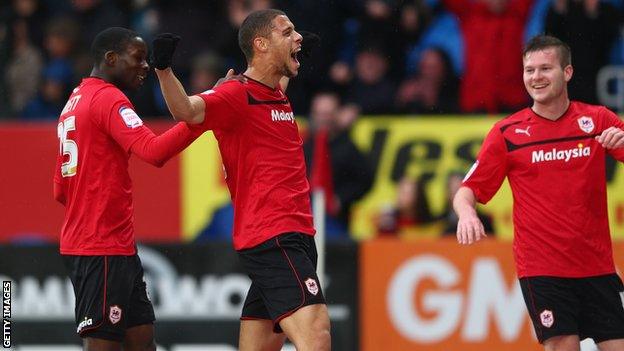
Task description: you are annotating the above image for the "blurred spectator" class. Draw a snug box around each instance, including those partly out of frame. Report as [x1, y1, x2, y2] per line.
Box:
[440, 171, 494, 236]
[44, 16, 79, 60]
[345, 46, 397, 114]
[304, 91, 374, 238]
[0, 7, 9, 118]
[404, 10, 464, 77]
[154, 0, 272, 77]
[130, 0, 159, 41]
[154, 0, 228, 75]
[377, 175, 441, 237]
[394, 0, 433, 76]
[279, 0, 354, 114]
[189, 51, 225, 94]
[19, 16, 79, 120]
[444, 0, 533, 113]
[396, 47, 459, 113]
[3, 0, 48, 116]
[70, 0, 128, 47]
[22, 60, 73, 119]
[216, 0, 258, 72]
[356, 0, 403, 75]
[398, 1, 432, 48]
[545, 0, 622, 104]
[359, 0, 396, 42]
[5, 17, 44, 115]
[336, 102, 361, 130]
[328, 0, 398, 97]
[0, 0, 565, 119]
[69, 0, 128, 79]
[328, 60, 353, 96]
[43, 16, 78, 80]
[10, 0, 48, 47]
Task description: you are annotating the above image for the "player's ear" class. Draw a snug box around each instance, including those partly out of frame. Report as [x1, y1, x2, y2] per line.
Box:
[564, 64, 573, 83]
[253, 36, 269, 54]
[104, 51, 117, 67]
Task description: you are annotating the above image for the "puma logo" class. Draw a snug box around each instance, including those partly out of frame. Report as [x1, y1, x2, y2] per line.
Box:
[515, 126, 531, 136]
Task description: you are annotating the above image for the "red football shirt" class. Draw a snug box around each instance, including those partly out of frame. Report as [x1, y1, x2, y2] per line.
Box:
[195, 77, 315, 250]
[55, 77, 197, 255]
[464, 101, 624, 277]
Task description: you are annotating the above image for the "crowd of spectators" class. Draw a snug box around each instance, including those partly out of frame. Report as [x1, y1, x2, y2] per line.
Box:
[1, 0, 623, 121]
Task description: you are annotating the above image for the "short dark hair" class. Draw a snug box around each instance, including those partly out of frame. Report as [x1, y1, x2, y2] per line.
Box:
[91, 27, 139, 65]
[523, 35, 571, 68]
[238, 9, 286, 63]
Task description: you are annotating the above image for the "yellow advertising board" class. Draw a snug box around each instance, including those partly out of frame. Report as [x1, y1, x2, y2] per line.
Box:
[181, 131, 231, 241]
[181, 117, 624, 240]
[349, 116, 624, 240]
[349, 117, 506, 239]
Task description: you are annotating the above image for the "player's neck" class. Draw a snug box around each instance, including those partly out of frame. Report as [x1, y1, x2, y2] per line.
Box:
[244, 65, 281, 89]
[531, 95, 570, 121]
[90, 67, 110, 84]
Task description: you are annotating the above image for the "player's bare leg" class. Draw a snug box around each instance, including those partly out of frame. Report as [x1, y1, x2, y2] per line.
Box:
[239, 319, 287, 351]
[123, 324, 156, 351]
[597, 339, 624, 351]
[83, 337, 121, 351]
[278, 304, 331, 351]
[543, 335, 580, 351]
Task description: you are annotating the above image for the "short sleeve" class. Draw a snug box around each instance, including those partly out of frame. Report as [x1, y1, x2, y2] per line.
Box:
[601, 106, 624, 162]
[194, 81, 243, 132]
[462, 126, 508, 204]
[91, 87, 152, 153]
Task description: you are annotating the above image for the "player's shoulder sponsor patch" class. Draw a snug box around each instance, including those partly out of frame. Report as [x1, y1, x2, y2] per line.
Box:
[200, 89, 216, 95]
[118, 106, 143, 128]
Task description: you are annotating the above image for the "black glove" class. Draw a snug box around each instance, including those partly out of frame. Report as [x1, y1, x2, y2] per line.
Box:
[300, 31, 320, 59]
[151, 33, 181, 70]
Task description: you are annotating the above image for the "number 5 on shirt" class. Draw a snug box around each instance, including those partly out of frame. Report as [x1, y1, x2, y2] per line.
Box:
[57, 116, 78, 177]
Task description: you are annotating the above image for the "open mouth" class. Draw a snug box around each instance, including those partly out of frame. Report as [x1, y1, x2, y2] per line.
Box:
[290, 48, 301, 65]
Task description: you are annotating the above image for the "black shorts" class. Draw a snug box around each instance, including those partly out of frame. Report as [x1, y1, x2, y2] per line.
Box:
[520, 273, 624, 344]
[238, 232, 326, 333]
[62, 254, 155, 342]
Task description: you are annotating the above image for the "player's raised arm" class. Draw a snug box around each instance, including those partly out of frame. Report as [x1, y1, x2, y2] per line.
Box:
[127, 122, 201, 168]
[152, 33, 206, 124]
